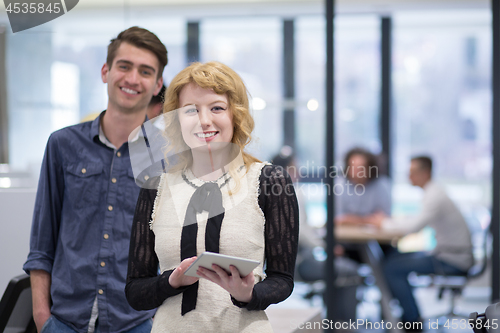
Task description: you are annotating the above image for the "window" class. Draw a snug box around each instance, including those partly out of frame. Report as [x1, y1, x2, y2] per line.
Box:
[5, 11, 186, 168]
[296, 15, 380, 174]
[201, 17, 282, 161]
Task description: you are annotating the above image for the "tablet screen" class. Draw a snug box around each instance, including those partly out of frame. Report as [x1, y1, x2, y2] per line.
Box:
[184, 252, 260, 278]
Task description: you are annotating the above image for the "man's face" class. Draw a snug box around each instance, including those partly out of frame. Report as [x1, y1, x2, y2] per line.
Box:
[101, 42, 163, 114]
[409, 160, 429, 187]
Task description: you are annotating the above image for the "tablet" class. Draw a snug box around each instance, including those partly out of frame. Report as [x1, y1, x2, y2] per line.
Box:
[184, 252, 260, 278]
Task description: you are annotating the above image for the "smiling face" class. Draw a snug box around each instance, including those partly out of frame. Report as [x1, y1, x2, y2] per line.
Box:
[177, 82, 234, 149]
[101, 42, 163, 114]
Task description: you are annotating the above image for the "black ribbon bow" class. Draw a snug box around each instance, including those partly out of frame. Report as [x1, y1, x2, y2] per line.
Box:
[180, 182, 225, 315]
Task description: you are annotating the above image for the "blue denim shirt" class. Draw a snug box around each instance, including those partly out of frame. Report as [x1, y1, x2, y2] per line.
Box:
[335, 175, 392, 217]
[23, 112, 155, 333]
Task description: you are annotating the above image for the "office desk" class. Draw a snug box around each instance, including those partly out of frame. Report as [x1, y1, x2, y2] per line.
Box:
[336, 225, 406, 332]
[336, 225, 403, 245]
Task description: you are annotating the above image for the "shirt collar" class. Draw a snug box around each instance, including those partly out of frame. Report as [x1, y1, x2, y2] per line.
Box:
[423, 179, 434, 191]
[91, 110, 149, 149]
[99, 121, 117, 150]
[90, 111, 104, 142]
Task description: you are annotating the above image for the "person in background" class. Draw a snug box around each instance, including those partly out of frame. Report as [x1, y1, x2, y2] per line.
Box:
[372, 156, 473, 332]
[334, 147, 395, 259]
[23, 27, 167, 333]
[270, 146, 316, 248]
[271, 146, 361, 323]
[335, 147, 392, 226]
[146, 84, 166, 120]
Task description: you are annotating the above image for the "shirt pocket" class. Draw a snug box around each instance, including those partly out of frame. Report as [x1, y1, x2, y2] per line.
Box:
[65, 162, 104, 211]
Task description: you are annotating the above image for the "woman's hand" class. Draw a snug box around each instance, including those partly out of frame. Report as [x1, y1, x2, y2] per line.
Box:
[197, 265, 254, 303]
[169, 257, 199, 289]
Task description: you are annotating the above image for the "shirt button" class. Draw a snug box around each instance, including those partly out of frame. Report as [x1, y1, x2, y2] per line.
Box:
[103, 233, 109, 239]
[111, 178, 117, 183]
[144, 175, 149, 181]
[81, 168, 87, 174]
[100, 261, 106, 267]
[98, 289, 104, 295]
[108, 205, 113, 211]
[117, 152, 122, 157]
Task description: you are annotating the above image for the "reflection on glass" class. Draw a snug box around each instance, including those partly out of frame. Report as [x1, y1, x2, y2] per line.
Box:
[201, 17, 282, 161]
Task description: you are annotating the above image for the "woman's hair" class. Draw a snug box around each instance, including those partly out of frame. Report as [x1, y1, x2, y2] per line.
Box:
[343, 147, 380, 182]
[162, 62, 261, 194]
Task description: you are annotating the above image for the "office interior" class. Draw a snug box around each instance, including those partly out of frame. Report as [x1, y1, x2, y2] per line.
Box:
[0, 0, 497, 332]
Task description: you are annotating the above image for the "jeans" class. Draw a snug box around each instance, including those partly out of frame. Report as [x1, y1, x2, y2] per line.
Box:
[382, 252, 467, 322]
[41, 316, 153, 333]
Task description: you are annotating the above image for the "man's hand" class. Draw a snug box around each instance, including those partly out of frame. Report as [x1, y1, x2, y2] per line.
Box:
[30, 270, 51, 332]
[365, 211, 387, 228]
[168, 257, 199, 289]
[196, 264, 254, 303]
[335, 214, 368, 226]
[335, 214, 358, 225]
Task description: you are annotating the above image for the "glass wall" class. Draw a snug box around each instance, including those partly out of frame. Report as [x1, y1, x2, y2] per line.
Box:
[295, 15, 381, 229]
[4, 10, 186, 169]
[296, 15, 381, 173]
[392, 10, 492, 236]
[0, 0, 494, 321]
[201, 17, 282, 161]
[1, 5, 491, 233]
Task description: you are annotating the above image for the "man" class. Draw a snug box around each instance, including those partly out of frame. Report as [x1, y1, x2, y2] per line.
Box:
[23, 27, 167, 333]
[373, 156, 473, 332]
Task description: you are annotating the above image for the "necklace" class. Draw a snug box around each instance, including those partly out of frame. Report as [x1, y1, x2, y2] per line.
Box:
[181, 165, 245, 189]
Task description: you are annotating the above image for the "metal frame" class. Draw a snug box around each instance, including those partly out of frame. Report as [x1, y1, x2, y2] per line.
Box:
[283, 19, 295, 148]
[380, 17, 392, 177]
[325, 0, 337, 330]
[187, 21, 200, 64]
[491, 0, 500, 303]
[0, 25, 8, 163]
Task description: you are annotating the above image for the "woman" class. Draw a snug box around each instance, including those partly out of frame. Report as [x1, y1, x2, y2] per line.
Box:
[125, 61, 299, 333]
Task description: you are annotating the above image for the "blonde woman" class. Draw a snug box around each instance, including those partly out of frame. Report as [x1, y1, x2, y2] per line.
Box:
[125, 62, 299, 333]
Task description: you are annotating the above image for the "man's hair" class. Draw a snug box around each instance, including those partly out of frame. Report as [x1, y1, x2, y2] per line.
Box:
[107, 26, 168, 79]
[344, 147, 379, 181]
[149, 84, 166, 106]
[411, 156, 433, 173]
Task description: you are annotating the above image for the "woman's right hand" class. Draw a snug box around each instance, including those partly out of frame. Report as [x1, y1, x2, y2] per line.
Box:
[169, 257, 199, 289]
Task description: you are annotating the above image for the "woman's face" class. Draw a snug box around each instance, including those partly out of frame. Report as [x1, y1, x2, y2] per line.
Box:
[177, 82, 234, 149]
[348, 154, 368, 185]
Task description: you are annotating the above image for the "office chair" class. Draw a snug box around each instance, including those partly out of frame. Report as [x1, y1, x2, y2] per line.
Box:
[410, 228, 490, 319]
[296, 246, 362, 322]
[469, 302, 500, 333]
[0, 274, 36, 333]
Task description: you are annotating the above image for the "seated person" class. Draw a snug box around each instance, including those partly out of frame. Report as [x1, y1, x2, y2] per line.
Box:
[271, 147, 360, 322]
[335, 147, 394, 259]
[335, 147, 391, 225]
[370, 156, 473, 331]
[270, 146, 322, 260]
